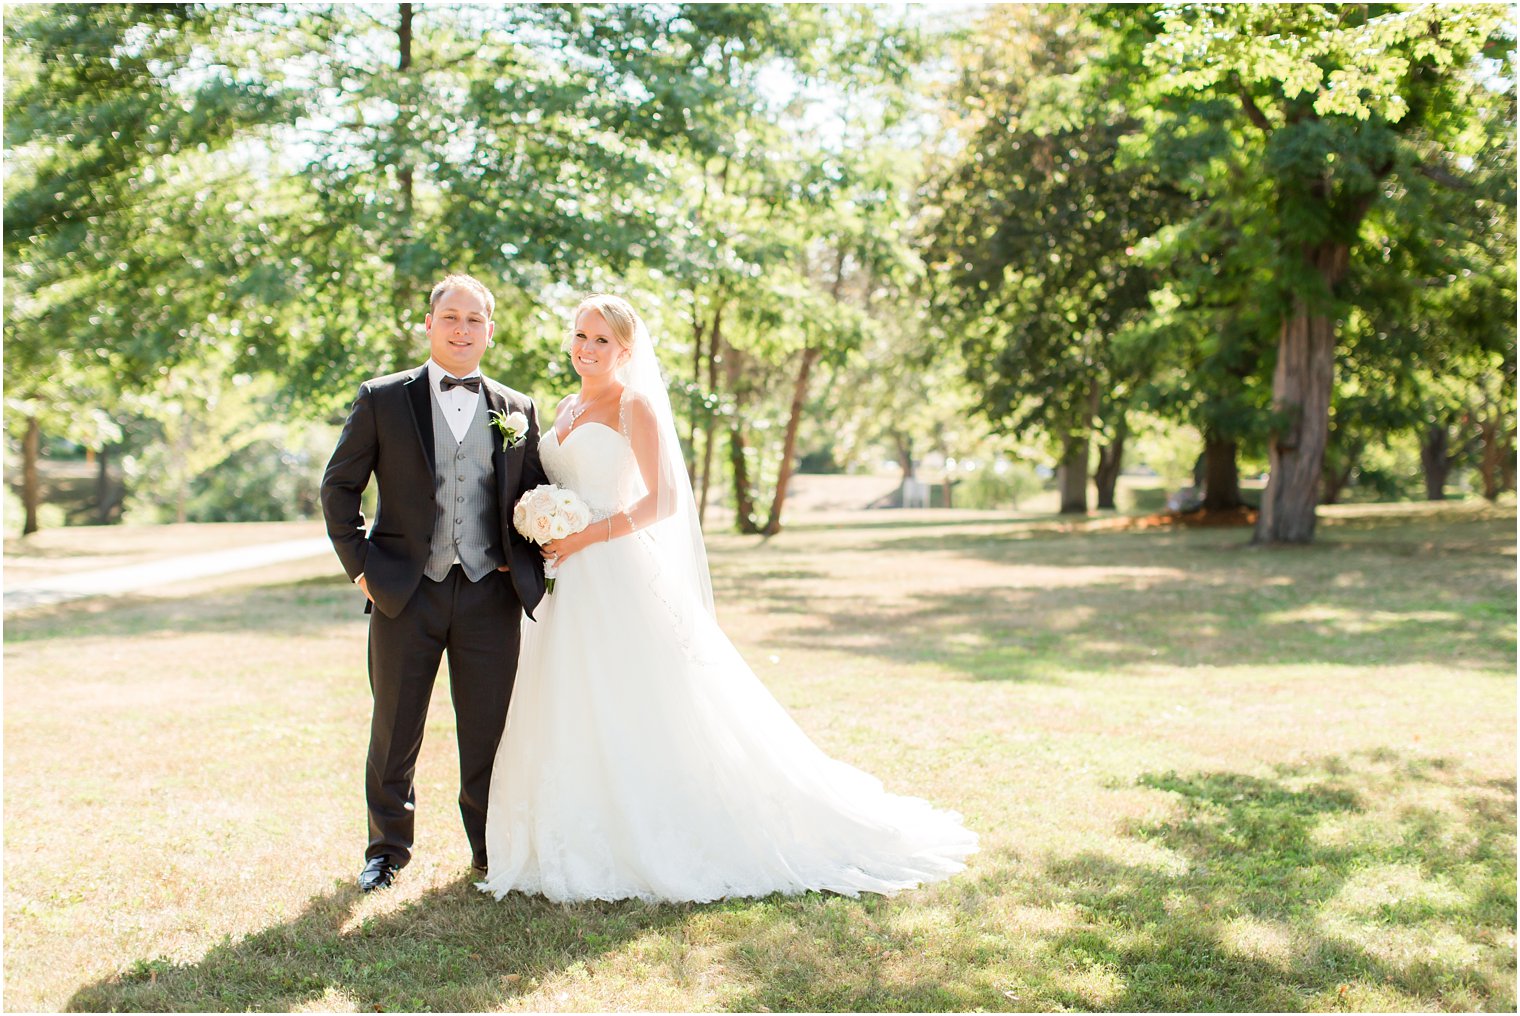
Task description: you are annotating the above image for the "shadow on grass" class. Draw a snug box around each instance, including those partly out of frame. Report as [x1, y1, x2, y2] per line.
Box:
[674, 753, 1514, 1012]
[63, 754, 1515, 1012]
[1025, 753, 1516, 1011]
[67, 876, 691, 1012]
[755, 511, 1516, 679]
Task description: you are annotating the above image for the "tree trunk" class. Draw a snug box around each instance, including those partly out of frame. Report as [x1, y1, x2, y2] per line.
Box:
[390, 3, 416, 365]
[697, 305, 724, 525]
[95, 447, 116, 524]
[1255, 242, 1345, 544]
[1420, 423, 1451, 501]
[892, 433, 914, 484]
[1501, 430, 1516, 494]
[1093, 417, 1127, 510]
[22, 414, 40, 536]
[762, 345, 820, 536]
[1320, 450, 1358, 506]
[688, 309, 705, 482]
[1201, 436, 1243, 511]
[727, 426, 758, 533]
[1479, 415, 1502, 501]
[1056, 432, 1089, 514]
[722, 342, 759, 534]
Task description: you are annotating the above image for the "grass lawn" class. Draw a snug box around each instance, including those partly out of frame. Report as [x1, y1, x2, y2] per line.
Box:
[4, 500, 1515, 1012]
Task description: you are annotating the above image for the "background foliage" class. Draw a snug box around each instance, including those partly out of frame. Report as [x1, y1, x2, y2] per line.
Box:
[4, 3, 1515, 541]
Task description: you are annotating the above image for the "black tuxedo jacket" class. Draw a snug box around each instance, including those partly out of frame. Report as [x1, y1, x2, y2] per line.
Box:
[320, 364, 548, 619]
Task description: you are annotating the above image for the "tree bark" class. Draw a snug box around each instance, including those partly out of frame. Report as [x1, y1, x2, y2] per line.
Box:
[762, 345, 820, 535]
[1255, 242, 1346, 544]
[722, 342, 759, 534]
[892, 433, 914, 484]
[1093, 416, 1127, 510]
[1320, 447, 1358, 506]
[1479, 415, 1502, 501]
[1201, 436, 1243, 511]
[22, 414, 40, 536]
[761, 245, 846, 535]
[390, 3, 416, 365]
[95, 446, 117, 524]
[697, 304, 724, 525]
[1056, 432, 1090, 514]
[727, 426, 758, 533]
[1420, 423, 1451, 501]
[1501, 431, 1516, 494]
[688, 306, 705, 481]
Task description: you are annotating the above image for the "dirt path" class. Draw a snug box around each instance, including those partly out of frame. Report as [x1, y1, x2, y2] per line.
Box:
[3, 536, 333, 613]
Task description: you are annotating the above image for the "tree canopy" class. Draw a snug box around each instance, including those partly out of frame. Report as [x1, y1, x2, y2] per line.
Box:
[4, 3, 1514, 538]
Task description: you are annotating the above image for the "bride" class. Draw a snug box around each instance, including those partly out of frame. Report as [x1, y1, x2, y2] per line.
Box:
[477, 295, 976, 903]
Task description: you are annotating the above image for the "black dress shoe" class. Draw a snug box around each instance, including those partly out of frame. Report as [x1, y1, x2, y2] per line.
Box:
[471, 855, 488, 874]
[359, 856, 401, 893]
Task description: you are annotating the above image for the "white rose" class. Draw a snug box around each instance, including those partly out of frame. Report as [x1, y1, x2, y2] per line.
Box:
[530, 514, 554, 542]
[504, 411, 529, 434]
[549, 517, 571, 540]
[566, 504, 590, 530]
[512, 502, 530, 537]
[528, 488, 558, 515]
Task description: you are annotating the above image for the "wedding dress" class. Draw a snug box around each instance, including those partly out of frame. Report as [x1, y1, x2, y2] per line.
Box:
[476, 417, 977, 904]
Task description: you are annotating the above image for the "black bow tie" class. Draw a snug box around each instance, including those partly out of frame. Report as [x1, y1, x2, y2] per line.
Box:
[439, 375, 482, 394]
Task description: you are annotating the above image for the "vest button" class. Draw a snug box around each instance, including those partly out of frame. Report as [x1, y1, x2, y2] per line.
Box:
[456, 496, 465, 503]
[455, 517, 463, 525]
[458, 475, 465, 481]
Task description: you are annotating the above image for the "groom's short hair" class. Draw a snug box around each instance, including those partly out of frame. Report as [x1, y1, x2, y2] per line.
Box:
[429, 274, 495, 318]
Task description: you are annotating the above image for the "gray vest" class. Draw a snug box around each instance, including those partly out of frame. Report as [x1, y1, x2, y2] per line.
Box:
[424, 391, 504, 582]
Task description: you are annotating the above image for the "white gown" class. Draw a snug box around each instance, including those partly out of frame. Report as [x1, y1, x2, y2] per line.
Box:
[478, 422, 977, 903]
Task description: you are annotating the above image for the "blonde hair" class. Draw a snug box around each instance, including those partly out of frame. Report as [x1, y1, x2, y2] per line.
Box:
[570, 294, 638, 352]
[429, 273, 495, 317]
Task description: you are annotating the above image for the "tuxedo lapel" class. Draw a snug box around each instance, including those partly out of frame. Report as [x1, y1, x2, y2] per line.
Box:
[403, 365, 436, 474]
[482, 381, 515, 496]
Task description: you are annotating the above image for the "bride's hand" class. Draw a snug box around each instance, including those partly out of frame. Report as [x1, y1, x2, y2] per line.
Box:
[542, 527, 593, 563]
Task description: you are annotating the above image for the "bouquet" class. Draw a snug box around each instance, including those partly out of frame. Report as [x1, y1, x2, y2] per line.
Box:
[513, 484, 591, 593]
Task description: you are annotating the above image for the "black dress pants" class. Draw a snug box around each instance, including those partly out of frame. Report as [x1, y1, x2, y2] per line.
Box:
[364, 565, 520, 867]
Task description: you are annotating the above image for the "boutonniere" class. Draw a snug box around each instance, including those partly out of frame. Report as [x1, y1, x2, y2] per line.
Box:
[488, 408, 529, 451]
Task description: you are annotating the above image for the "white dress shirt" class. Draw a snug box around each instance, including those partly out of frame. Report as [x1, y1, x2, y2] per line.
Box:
[427, 359, 483, 445]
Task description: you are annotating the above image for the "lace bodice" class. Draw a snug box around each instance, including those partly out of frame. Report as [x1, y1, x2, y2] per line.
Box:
[540, 423, 640, 517]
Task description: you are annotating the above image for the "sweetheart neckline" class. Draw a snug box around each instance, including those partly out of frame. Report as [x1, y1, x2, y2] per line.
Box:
[549, 421, 621, 448]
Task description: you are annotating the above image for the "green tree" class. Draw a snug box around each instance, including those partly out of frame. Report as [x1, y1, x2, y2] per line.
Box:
[3, 3, 288, 533]
[1142, 3, 1512, 542]
[928, 5, 1184, 514]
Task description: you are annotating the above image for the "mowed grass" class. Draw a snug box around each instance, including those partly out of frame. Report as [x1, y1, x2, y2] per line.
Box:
[3, 500, 1514, 1012]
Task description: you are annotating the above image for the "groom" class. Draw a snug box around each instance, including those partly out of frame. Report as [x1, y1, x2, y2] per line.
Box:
[321, 273, 546, 892]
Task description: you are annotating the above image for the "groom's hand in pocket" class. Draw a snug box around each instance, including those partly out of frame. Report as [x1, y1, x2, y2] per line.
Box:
[355, 575, 374, 603]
